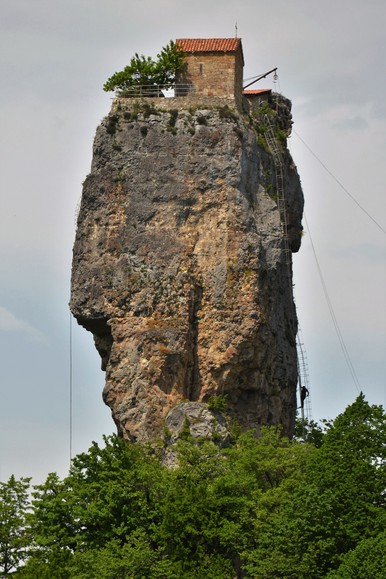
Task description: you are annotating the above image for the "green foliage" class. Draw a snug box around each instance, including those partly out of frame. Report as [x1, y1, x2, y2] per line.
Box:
[19, 437, 167, 577]
[304, 393, 386, 566]
[207, 393, 228, 412]
[243, 394, 386, 578]
[2, 394, 386, 577]
[294, 416, 326, 447]
[0, 475, 31, 576]
[326, 531, 386, 579]
[179, 417, 192, 440]
[103, 41, 185, 96]
[255, 101, 275, 117]
[251, 100, 284, 152]
[276, 126, 288, 144]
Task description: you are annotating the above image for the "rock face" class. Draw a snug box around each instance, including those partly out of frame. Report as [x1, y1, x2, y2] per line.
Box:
[70, 94, 304, 442]
[161, 401, 232, 467]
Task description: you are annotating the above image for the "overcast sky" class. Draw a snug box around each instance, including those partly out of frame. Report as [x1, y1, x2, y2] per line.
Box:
[1, 0, 385, 483]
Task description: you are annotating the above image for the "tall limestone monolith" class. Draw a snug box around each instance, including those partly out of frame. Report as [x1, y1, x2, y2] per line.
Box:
[70, 95, 304, 442]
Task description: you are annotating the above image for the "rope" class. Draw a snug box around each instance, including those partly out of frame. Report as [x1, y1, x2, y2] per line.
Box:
[294, 130, 386, 236]
[304, 212, 362, 393]
[69, 311, 73, 466]
[282, 92, 367, 405]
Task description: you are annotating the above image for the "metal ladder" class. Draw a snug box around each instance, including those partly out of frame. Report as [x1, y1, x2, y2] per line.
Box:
[263, 115, 292, 269]
[263, 114, 312, 425]
[297, 329, 312, 426]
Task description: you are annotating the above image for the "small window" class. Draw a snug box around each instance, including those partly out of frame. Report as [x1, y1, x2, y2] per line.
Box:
[199, 63, 203, 74]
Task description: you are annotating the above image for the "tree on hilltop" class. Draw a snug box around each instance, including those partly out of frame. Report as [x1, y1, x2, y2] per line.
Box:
[103, 41, 185, 96]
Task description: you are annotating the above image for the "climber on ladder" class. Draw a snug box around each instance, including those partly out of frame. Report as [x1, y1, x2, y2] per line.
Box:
[300, 385, 309, 409]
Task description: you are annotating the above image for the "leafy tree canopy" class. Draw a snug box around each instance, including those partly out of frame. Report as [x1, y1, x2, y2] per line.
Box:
[294, 415, 327, 447]
[0, 475, 31, 576]
[326, 531, 386, 579]
[103, 41, 185, 96]
[2, 394, 385, 578]
[243, 393, 386, 578]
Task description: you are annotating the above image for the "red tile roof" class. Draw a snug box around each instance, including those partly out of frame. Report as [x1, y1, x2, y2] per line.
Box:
[243, 89, 272, 95]
[176, 38, 242, 54]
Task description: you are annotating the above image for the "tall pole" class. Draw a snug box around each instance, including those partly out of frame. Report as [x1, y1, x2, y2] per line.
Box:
[243, 68, 277, 90]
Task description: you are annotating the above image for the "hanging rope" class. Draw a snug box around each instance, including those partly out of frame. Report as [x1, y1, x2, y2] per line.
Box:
[69, 310, 73, 466]
[304, 212, 362, 394]
[282, 92, 368, 406]
[294, 130, 386, 236]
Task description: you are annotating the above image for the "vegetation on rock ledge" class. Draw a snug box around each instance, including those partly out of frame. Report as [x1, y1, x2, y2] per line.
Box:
[103, 41, 185, 96]
[1, 394, 385, 578]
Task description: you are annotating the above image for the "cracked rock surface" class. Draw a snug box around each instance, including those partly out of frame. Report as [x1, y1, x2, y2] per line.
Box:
[70, 96, 304, 441]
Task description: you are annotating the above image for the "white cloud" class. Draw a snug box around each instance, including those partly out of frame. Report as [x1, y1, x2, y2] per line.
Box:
[0, 306, 47, 343]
